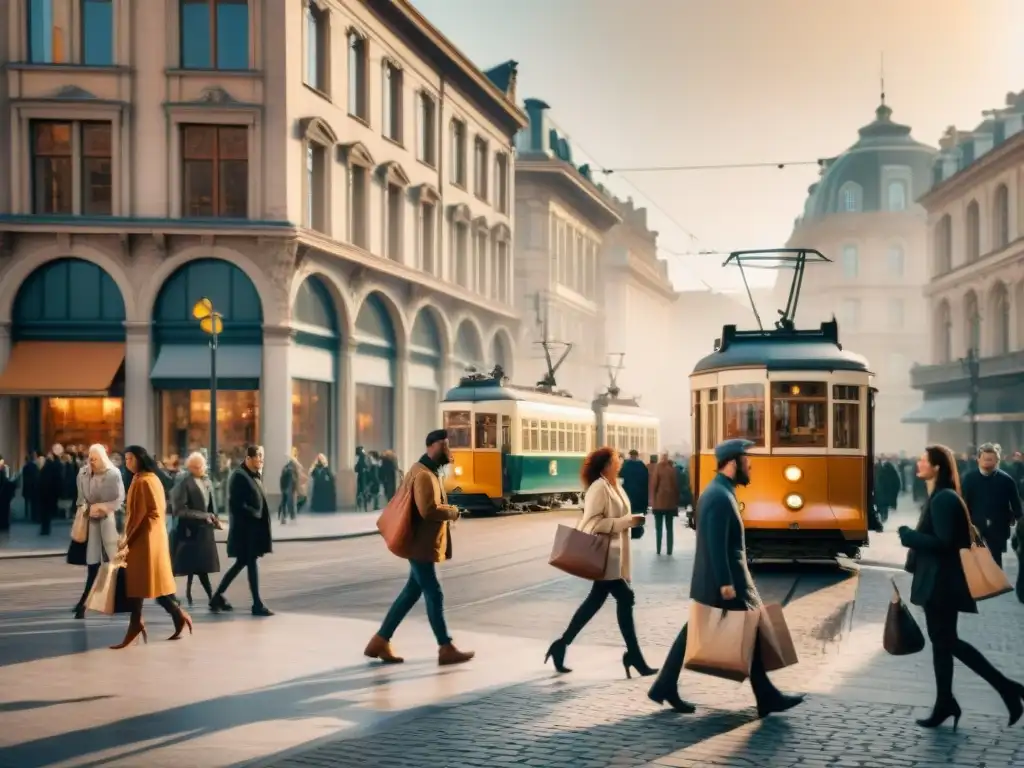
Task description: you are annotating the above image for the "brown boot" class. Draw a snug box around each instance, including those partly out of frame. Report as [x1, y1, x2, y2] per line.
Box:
[364, 634, 404, 664]
[438, 643, 475, 666]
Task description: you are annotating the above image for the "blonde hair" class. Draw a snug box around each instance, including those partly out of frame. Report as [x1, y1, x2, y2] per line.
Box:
[186, 451, 207, 470]
[87, 444, 114, 471]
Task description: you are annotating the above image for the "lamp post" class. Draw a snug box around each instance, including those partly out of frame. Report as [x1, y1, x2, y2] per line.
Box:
[192, 298, 224, 467]
[960, 345, 980, 453]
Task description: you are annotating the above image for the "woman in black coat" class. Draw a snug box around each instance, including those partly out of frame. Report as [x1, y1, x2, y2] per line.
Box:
[309, 454, 336, 512]
[898, 444, 1024, 730]
[170, 452, 222, 606]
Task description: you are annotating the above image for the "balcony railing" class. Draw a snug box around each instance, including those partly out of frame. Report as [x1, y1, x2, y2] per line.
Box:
[911, 349, 1024, 389]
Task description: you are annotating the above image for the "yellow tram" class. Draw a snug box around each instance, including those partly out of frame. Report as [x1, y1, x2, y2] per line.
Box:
[687, 249, 877, 560]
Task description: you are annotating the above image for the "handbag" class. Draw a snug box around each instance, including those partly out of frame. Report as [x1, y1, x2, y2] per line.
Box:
[954, 496, 1013, 601]
[376, 479, 415, 558]
[70, 504, 89, 544]
[683, 600, 759, 682]
[85, 562, 132, 615]
[757, 603, 799, 672]
[549, 515, 610, 580]
[882, 578, 925, 655]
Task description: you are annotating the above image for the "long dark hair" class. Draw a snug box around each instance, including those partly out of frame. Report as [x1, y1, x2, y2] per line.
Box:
[581, 447, 616, 489]
[124, 445, 159, 475]
[925, 444, 961, 496]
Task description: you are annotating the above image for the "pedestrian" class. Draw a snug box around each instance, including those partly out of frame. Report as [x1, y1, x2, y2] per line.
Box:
[278, 455, 299, 524]
[209, 445, 274, 616]
[112, 445, 193, 649]
[309, 454, 336, 512]
[170, 452, 222, 607]
[898, 444, 1024, 730]
[70, 445, 124, 619]
[364, 429, 474, 666]
[959, 444, 1021, 568]
[651, 452, 680, 555]
[38, 445, 64, 535]
[619, 449, 649, 521]
[648, 438, 805, 717]
[380, 450, 399, 502]
[544, 446, 653, 676]
[0, 456, 14, 532]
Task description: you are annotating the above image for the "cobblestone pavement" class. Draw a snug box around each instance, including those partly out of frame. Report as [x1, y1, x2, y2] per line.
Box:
[3, 496, 1024, 767]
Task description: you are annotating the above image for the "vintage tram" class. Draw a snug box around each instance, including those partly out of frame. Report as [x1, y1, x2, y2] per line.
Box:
[687, 249, 877, 560]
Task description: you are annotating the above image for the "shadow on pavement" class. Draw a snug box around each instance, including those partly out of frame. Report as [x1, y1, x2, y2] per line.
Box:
[0, 695, 113, 713]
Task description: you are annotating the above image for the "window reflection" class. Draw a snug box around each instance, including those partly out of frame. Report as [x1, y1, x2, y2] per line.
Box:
[771, 382, 826, 448]
[723, 383, 765, 446]
[160, 390, 258, 464]
[292, 379, 331, 469]
[42, 397, 123, 451]
[356, 383, 393, 452]
[444, 410, 471, 449]
[474, 413, 497, 449]
[832, 385, 860, 450]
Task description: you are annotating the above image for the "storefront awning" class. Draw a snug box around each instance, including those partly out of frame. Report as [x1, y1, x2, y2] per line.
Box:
[150, 344, 262, 388]
[0, 342, 125, 397]
[901, 396, 971, 424]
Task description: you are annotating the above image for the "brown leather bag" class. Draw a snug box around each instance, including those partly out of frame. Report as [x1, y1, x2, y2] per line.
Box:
[377, 480, 415, 558]
[548, 523, 609, 580]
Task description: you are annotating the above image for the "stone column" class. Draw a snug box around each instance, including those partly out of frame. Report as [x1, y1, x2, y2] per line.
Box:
[395, 349, 410, 474]
[123, 322, 153, 449]
[0, 322, 13, 464]
[336, 338, 357, 506]
[261, 326, 293, 510]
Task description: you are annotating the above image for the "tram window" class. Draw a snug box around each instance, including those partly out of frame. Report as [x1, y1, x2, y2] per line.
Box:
[590, 425, 597, 452]
[723, 383, 765, 447]
[557, 422, 567, 452]
[540, 420, 550, 451]
[444, 411, 472, 448]
[530, 419, 540, 451]
[521, 421, 530, 452]
[501, 415, 511, 452]
[833, 385, 861, 449]
[703, 389, 719, 450]
[771, 382, 827, 448]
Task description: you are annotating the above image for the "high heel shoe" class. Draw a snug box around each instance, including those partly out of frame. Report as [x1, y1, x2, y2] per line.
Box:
[648, 687, 697, 714]
[110, 622, 148, 650]
[168, 608, 194, 641]
[915, 698, 962, 731]
[543, 639, 572, 673]
[622, 651, 658, 679]
[1000, 681, 1024, 727]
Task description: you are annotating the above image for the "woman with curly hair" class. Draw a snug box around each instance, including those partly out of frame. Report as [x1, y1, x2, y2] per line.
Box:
[544, 446, 655, 677]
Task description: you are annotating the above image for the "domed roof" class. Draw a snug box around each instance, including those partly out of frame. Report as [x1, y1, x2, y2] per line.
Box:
[803, 103, 936, 219]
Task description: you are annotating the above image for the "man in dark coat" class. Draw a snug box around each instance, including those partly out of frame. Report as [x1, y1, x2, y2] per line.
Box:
[38, 445, 65, 535]
[619, 449, 649, 515]
[20, 453, 39, 523]
[0, 456, 14, 531]
[648, 439, 805, 718]
[962, 444, 1022, 569]
[210, 445, 273, 616]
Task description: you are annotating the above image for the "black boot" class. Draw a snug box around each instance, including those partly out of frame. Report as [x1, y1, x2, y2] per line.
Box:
[648, 685, 696, 714]
[757, 693, 806, 719]
[544, 639, 571, 673]
[915, 698, 962, 730]
[998, 680, 1024, 727]
[622, 650, 658, 678]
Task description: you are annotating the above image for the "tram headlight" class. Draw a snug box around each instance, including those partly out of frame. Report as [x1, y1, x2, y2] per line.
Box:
[784, 493, 804, 511]
[454, 466, 464, 477]
[783, 465, 802, 483]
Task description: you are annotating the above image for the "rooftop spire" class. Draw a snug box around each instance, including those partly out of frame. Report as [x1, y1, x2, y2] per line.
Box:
[880, 51, 886, 107]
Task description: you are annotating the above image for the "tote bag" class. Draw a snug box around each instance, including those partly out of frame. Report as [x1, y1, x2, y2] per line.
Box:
[85, 562, 132, 615]
[549, 522, 610, 580]
[70, 505, 89, 544]
[376, 478, 415, 558]
[757, 603, 799, 672]
[882, 579, 925, 656]
[955, 496, 1013, 601]
[683, 600, 759, 682]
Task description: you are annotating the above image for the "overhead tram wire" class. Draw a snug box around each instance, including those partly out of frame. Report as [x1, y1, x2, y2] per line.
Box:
[599, 159, 823, 174]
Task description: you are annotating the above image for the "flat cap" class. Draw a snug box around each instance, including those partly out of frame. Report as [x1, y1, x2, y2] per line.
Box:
[425, 429, 448, 447]
[714, 438, 754, 465]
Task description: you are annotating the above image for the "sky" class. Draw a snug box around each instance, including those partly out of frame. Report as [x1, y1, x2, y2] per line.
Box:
[411, 0, 1024, 290]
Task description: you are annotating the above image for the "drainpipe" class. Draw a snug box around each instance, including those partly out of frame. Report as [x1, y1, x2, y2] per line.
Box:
[437, 76, 446, 280]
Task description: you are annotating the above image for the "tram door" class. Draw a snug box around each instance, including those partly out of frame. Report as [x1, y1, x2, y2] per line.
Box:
[690, 391, 702, 529]
[865, 387, 877, 524]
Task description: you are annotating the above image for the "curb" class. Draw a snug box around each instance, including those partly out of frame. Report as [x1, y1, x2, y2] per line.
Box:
[0, 529, 381, 561]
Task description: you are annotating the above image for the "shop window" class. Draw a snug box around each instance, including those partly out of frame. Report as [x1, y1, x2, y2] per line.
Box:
[159, 389, 258, 467]
[355, 384, 393, 453]
[444, 410, 471, 449]
[181, 124, 248, 218]
[723, 383, 765, 447]
[410, 389, 439, 462]
[292, 378, 331, 469]
[180, 0, 250, 71]
[771, 381, 827, 448]
[42, 397, 123, 453]
[832, 385, 860, 450]
[474, 413, 497, 449]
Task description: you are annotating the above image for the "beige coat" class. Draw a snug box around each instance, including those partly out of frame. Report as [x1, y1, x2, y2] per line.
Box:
[578, 476, 635, 581]
[124, 472, 177, 599]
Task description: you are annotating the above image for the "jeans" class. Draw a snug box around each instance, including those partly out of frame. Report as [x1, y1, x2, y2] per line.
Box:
[379, 561, 451, 646]
[653, 512, 674, 555]
[924, 602, 1010, 703]
[279, 493, 297, 522]
[649, 622, 782, 705]
[215, 557, 263, 607]
[561, 579, 642, 656]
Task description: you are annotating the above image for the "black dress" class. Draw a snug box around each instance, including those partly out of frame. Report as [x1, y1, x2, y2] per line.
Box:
[170, 475, 221, 576]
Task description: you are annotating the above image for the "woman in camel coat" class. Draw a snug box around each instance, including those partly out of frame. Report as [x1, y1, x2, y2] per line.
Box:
[111, 445, 192, 649]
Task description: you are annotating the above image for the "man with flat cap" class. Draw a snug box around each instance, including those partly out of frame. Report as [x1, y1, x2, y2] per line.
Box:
[364, 429, 475, 667]
[648, 438, 804, 717]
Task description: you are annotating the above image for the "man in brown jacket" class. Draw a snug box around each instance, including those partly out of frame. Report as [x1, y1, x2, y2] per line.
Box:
[651, 453, 680, 555]
[364, 429, 475, 667]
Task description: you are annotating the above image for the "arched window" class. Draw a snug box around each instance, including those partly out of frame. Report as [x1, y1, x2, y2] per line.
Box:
[993, 183, 1010, 250]
[966, 200, 981, 262]
[934, 214, 952, 274]
[838, 182, 862, 213]
[964, 291, 981, 354]
[935, 300, 952, 364]
[989, 281, 1010, 356]
[887, 180, 907, 211]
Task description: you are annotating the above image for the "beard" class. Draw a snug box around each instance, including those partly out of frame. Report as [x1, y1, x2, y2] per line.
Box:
[436, 451, 452, 466]
[735, 465, 751, 487]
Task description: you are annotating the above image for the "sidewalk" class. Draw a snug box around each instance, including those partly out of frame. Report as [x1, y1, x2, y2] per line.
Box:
[0, 510, 382, 560]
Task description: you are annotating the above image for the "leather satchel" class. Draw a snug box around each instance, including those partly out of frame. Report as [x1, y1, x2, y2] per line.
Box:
[882, 579, 925, 655]
[377, 479, 415, 558]
[549, 521, 609, 581]
[954, 495, 1013, 601]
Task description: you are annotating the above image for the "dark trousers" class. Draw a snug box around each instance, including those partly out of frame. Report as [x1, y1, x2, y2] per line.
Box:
[186, 573, 214, 601]
[991, 546, 1004, 569]
[560, 579, 642, 656]
[76, 563, 101, 608]
[39, 500, 54, 535]
[649, 622, 782, 705]
[653, 512, 675, 555]
[278, 492, 297, 522]
[127, 595, 180, 625]
[215, 557, 263, 607]
[0, 499, 11, 531]
[379, 561, 451, 646]
[924, 603, 1009, 703]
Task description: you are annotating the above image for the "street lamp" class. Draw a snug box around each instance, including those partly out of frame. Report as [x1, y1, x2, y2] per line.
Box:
[192, 298, 224, 466]
[960, 345, 980, 454]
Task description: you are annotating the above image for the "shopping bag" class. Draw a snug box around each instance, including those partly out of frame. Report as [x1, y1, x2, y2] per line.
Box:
[882, 579, 925, 656]
[758, 603, 799, 672]
[683, 600, 759, 682]
[85, 563, 132, 615]
[376, 481, 415, 558]
[549, 524, 609, 580]
[70, 505, 89, 544]
[954, 496, 1012, 600]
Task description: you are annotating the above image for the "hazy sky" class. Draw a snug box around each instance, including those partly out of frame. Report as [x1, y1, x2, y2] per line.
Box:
[411, 0, 1024, 290]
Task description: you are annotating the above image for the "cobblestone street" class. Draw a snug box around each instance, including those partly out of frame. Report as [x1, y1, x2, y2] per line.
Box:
[1, 501, 1023, 767]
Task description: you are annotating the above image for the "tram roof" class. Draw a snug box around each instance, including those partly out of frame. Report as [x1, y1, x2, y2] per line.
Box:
[692, 321, 871, 374]
[442, 377, 591, 407]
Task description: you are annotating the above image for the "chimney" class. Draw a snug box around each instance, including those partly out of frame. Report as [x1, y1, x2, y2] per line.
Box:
[522, 98, 551, 155]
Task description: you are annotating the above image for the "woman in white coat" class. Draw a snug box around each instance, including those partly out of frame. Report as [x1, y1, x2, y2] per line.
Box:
[71, 444, 125, 619]
[544, 446, 656, 677]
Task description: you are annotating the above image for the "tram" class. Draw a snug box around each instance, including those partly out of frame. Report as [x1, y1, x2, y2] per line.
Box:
[687, 249, 876, 560]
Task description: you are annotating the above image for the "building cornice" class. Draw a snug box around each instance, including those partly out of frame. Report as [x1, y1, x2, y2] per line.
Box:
[918, 130, 1024, 210]
[516, 158, 622, 231]
[924, 236, 1024, 297]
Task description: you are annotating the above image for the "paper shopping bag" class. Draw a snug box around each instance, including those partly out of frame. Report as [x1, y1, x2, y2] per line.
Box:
[758, 603, 799, 672]
[684, 600, 759, 682]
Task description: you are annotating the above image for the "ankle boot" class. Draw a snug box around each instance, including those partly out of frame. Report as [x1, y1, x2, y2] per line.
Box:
[915, 697, 961, 730]
[999, 680, 1024, 727]
[438, 643, 474, 666]
[544, 639, 571, 673]
[364, 634, 404, 664]
[622, 650, 658, 678]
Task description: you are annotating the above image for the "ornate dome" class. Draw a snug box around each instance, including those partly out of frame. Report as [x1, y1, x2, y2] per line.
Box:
[803, 103, 936, 219]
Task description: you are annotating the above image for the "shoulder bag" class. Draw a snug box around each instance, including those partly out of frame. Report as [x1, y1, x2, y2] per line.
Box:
[882, 578, 925, 655]
[549, 506, 610, 581]
[954, 493, 1012, 601]
[376, 474, 415, 558]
